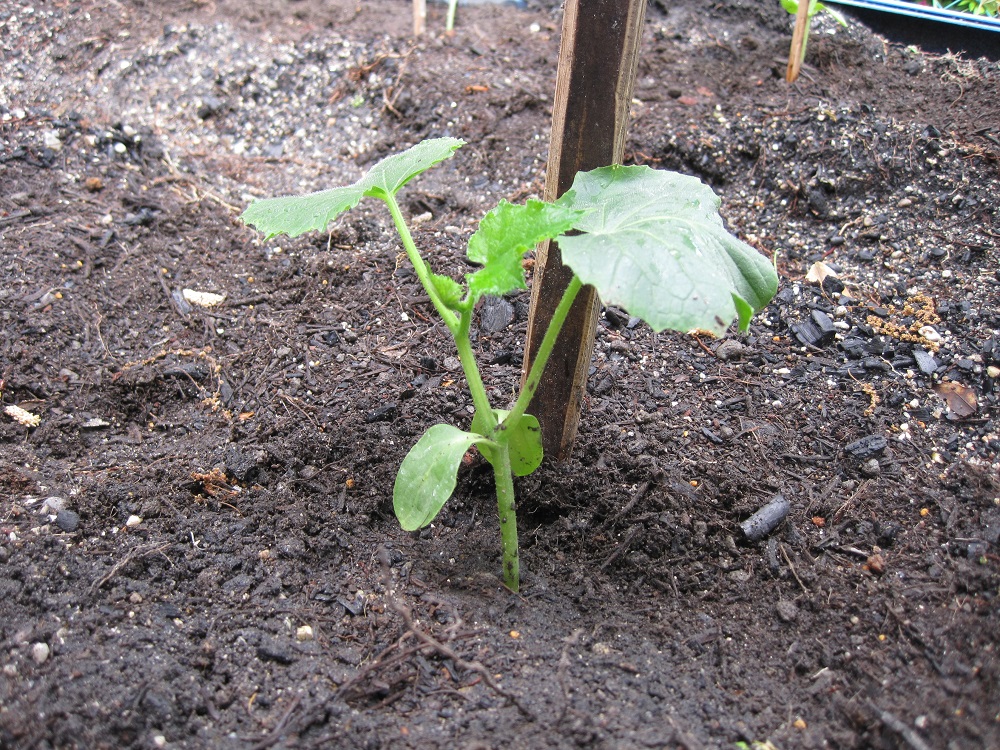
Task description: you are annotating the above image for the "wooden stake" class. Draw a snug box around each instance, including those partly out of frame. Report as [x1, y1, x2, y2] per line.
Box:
[786, 0, 811, 82]
[413, 0, 427, 36]
[523, 0, 647, 461]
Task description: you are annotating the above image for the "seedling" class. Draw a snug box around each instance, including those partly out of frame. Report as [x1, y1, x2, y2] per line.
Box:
[241, 137, 778, 591]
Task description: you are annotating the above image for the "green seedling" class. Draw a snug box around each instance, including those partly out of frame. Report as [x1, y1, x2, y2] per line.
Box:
[241, 137, 778, 592]
[930, 0, 998, 16]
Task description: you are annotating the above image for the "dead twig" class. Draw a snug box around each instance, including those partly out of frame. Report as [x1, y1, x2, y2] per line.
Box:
[89, 542, 172, 595]
[867, 702, 933, 750]
[779, 543, 809, 594]
[599, 525, 641, 572]
[376, 547, 535, 719]
[246, 693, 304, 750]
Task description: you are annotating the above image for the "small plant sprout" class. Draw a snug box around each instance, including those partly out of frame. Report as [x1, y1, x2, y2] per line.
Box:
[241, 137, 778, 592]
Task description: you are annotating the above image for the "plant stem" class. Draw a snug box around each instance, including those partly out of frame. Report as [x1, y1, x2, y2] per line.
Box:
[492, 444, 519, 591]
[455, 308, 498, 432]
[383, 193, 460, 334]
[503, 275, 583, 432]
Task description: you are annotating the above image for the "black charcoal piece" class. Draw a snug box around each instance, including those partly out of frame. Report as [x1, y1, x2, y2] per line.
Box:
[913, 348, 938, 375]
[480, 295, 514, 333]
[740, 495, 790, 543]
[844, 434, 888, 460]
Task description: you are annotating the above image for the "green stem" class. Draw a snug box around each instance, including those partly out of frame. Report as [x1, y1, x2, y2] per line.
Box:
[503, 275, 583, 432]
[493, 444, 519, 591]
[455, 308, 498, 432]
[383, 193, 459, 334]
[383, 193, 492, 429]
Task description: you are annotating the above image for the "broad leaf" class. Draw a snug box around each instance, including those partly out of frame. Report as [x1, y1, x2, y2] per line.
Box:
[466, 199, 581, 302]
[241, 137, 465, 239]
[361, 137, 466, 201]
[393, 424, 488, 531]
[556, 166, 777, 337]
[470, 409, 544, 477]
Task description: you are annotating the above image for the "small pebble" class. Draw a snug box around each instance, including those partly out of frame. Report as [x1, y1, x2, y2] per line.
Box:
[776, 599, 799, 623]
[919, 326, 942, 343]
[987, 366, 999, 379]
[55, 510, 80, 533]
[42, 130, 63, 151]
[296, 625, 314, 642]
[715, 339, 745, 362]
[125, 515, 142, 528]
[31, 642, 50, 665]
[42, 496, 66, 514]
[913, 348, 938, 375]
[860, 458, 881, 477]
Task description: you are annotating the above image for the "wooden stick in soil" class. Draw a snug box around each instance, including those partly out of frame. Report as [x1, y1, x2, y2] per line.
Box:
[413, 0, 426, 36]
[786, 0, 811, 82]
[523, 0, 648, 461]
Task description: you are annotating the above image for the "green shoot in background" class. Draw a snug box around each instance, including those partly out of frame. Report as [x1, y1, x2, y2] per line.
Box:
[241, 137, 778, 592]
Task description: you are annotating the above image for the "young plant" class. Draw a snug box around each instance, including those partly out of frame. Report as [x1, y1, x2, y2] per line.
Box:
[241, 137, 778, 592]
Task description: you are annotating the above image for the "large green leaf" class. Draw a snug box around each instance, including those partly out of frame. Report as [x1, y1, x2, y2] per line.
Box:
[470, 409, 544, 477]
[241, 137, 465, 239]
[393, 423, 488, 531]
[556, 166, 777, 336]
[466, 199, 581, 302]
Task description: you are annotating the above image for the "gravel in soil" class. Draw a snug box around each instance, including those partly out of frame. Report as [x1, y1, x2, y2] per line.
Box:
[1, 1, 998, 748]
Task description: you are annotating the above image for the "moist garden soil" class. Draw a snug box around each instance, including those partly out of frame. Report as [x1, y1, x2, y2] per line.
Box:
[1, 1, 999, 748]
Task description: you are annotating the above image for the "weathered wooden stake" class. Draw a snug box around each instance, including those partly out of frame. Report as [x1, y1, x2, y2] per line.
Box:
[413, 0, 427, 36]
[523, 0, 648, 461]
[786, 0, 811, 82]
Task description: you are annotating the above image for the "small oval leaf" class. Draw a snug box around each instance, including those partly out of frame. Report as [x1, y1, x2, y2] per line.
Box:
[393, 424, 487, 531]
[472, 409, 544, 477]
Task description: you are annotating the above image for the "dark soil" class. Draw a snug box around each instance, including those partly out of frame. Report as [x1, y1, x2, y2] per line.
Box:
[2, 1, 999, 748]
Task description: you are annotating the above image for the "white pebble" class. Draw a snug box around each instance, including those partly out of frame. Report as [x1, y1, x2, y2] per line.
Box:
[918, 326, 942, 343]
[42, 130, 63, 151]
[31, 642, 50, 664]
[296, 625, 315, 642]
[42, 496, 66, 514]
[125, 515, 142, 528]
